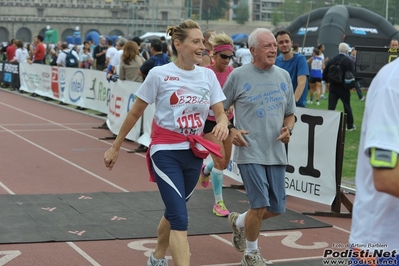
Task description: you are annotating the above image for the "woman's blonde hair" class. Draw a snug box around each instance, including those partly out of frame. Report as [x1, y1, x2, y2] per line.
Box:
[122, 41, 140, 65]
[208, 32, 233, 48]
[166, 19, 200, 56]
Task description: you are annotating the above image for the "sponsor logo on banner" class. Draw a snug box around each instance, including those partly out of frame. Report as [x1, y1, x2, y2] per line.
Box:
[350, 25, 378, 35]
[297, 27, 318, 35]
[22, 72, 41, 87]
[59, 69, 66, 92]
[4, 73, 12, 83]
[298, 47, 315, 57]
[127, 93, 136, 111]
[51, 67, 59, 98]
[109, 93, 122, 117]
[41, 71, 51, 92]
[4, 63, 19, 74]
[3, 63, 19, 84]
[69, 71, 84, 102]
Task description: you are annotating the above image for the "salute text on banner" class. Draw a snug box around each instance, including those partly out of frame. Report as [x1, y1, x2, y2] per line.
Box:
[18, 63, 339, 205]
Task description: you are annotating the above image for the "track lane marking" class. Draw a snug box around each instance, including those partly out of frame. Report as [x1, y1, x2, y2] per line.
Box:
[66, 242, 101, 266]
[0, 124, 129, 192]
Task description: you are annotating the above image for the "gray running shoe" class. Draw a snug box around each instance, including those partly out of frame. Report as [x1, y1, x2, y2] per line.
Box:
[147, 252, 168, 266]
[228, 212, 246, 252]
[241, 250, 267, 266]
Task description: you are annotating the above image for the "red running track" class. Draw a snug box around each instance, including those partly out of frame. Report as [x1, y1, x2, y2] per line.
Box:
[0, 89, 354, 266]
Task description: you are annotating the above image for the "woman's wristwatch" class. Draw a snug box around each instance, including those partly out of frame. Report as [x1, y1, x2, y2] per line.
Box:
[228, 124, 235, 132]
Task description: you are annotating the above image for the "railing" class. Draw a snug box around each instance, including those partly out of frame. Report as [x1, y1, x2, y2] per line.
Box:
[0, 15, 182, 27]
[0, 0, 147, 8]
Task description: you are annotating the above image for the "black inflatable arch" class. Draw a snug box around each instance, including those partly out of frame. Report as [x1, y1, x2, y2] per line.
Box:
[285, 5, 399, 59]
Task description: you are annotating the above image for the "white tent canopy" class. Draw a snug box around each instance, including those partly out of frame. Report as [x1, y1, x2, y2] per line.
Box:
[139, 32, 171, 41]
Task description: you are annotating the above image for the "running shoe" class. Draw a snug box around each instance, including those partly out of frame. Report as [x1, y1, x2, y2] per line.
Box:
[241, 249, 267, 266]
[213, 200, 230, 217]
[147, 252, 168, 266]
[228, 212, 246, 252]
[199, 164, 210, 187]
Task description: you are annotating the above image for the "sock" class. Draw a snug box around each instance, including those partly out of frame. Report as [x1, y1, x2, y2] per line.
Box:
[236, 211, 247, 228]
[245, 239, 259, 254]
[211, 168, 224, 202]
[151, 252, 162, 262]
[203, 161, 214, 176]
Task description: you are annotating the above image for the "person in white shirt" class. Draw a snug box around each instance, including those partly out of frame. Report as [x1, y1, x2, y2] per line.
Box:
[349, 57, 399, 266]
[105, 39, 117, 67]
[235, 42, 252, 66]
[10, 40, 29, 63]
[106, 37, 126, 80]
[56, 42, 80, 67]
[103, 19, 229, 266]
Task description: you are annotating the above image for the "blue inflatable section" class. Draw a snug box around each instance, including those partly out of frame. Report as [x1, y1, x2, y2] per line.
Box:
[85, 31, 100, 45]
[111, 35, 119, 46]
[65, 36, 74, 45]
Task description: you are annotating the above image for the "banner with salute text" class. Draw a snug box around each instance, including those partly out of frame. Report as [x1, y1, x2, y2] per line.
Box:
[213, 107, 341, 205]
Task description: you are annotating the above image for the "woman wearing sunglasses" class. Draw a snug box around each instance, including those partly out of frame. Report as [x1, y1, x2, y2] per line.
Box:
[199, 32, 235, 217]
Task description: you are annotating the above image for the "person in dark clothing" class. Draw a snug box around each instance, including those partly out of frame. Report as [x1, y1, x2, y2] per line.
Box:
[93, 36, 107, 71]
[138, 39, 170, 79]
[323, 42, 356, 131]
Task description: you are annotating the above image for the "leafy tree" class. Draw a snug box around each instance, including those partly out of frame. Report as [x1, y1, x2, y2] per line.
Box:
[235, 0, 249, 25]
[192, 0, 229, 20]
[272, 12, 282, 27]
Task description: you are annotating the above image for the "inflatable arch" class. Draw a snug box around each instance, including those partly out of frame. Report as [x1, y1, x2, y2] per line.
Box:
[285, 5, 399, 59]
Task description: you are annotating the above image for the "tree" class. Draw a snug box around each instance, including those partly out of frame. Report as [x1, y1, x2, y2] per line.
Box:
[192, 0, 229, 21]
[272, 12, 282, 27]
[235, 0, 249, 25]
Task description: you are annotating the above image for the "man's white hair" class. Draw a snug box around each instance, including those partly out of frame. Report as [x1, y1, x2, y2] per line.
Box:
[248, 28, 273, 49]
[338, 42, 349, 53]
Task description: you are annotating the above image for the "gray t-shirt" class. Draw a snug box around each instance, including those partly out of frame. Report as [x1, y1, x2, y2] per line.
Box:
[223, 63, 296, 165]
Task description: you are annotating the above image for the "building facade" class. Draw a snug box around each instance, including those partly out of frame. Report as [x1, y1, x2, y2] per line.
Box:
[0, 0, 281, 44]
[0, 0, 187, 43]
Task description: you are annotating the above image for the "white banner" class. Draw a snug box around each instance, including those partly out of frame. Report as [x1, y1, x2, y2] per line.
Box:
[214, 108, 340, 205]
[19, 63, 147, 142]
[19, 65, 341, 204]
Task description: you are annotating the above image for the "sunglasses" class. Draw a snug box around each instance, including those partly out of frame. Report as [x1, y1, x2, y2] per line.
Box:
[219, 53, 234, 60]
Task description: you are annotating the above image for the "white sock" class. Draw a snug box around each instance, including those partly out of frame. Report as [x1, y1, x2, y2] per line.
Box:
[245, 239, 258, 254]
[236, 211, 247, 228]
[215, 194, 223, 203]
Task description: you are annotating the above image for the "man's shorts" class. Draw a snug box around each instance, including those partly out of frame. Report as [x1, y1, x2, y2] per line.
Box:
[238, 164, 286, 213]
[309, 77, 322, 84]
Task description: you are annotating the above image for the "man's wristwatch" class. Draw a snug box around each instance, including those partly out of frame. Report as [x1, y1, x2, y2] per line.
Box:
[228, 124, 235, 131]
[287, 127, 293, 136]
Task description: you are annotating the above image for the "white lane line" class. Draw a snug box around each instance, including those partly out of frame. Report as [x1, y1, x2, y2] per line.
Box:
[0, 123, 100, 126]
[0, 129, 104, 133]
[200, 255, 324, 266]
[0, 182, 15, 195]
[210, 234, 323, 264]
[210, 234, 232, 247]
[0, 101, 145, 158]
[0, 102, 120, 266]
[66, 242, 101, 266]
[0, 124, 129, 192]
[271, 255, 323, 262]
[333, 225, 351, 234]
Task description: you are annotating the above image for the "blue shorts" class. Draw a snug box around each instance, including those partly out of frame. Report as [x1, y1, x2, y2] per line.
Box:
[237, 164, 286, 213]
[151, 149, 202, 231]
